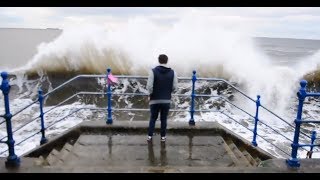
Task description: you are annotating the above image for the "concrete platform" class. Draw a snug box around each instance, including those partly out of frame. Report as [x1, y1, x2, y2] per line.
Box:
[0, 120, 318, 173]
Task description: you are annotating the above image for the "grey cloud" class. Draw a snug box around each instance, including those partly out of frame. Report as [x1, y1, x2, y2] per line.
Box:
[50, 7, 167, 18]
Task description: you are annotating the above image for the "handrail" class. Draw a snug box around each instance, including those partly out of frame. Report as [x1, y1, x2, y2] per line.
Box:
[258, 120, 309, 152]
[8, 73, 290, 131]
[219, 111, 291, 157]
[196, 77, 300, 138]
[44, 91, 104, 114]
[177, 77, 256, 103]
[187, 77, 297, 135]
[12, 100, 38, 117]
[198, 95, 256, 118]
[201, 78, 256, 103]
[0, 68, 308, 167]
[260, 105, 294, 128]
[256, 133, 291, 157]
[0, 120, 5, 126]
[0, 71, 20, 166]
[258, 120, 293, 144]
[43, 74, 105, 97]
[0, 130, 41, 156]
[113, 76, 279, 118]
[0, 92, 103, 142]
[45, 108, 83, 130]
[0, 115, 40, 142]
[0, 107, 86, 156]
[287, 80, 320, 167]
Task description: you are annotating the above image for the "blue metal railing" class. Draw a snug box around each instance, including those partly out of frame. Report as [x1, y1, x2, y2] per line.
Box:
[252, 95, 260, 147]
[0, 68, 313, 168]
[308, 131, 317, 158]
[189, 70, 197, 125]
[286, 80, 320, 167]
[0, 72, 20, 167]
[38, 89, 48, 145]
[104, 69, 311, 155]
[106, 68, 112, 124]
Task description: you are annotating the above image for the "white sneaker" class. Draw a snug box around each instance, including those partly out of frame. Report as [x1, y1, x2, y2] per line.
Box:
[147, 136, 152, 142]
[161, 136, 166, 142]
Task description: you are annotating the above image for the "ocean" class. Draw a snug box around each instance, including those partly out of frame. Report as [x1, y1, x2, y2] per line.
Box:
[1, 25, 320, 159]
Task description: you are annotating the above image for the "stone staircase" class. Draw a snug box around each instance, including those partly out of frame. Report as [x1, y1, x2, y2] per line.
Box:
[33, 134, 263, 170]
[224, 141, 261, 167]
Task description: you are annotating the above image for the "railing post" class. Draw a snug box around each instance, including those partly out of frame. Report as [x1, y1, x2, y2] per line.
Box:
[252, 95, 260, 147]
[106, 68, 113, 124]
[189, 70, 197, 126]
[286, 80, 307, 168]
[0, 72, 20, 167]
[308, 131, 316, 158]
[38, 88, 48, 145]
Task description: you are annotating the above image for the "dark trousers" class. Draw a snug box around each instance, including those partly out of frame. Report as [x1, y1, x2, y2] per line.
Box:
[148, 103, 170, 137]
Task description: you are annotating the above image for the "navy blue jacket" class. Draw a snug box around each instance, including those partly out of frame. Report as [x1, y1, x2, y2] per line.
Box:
[150, 66, 174, 101]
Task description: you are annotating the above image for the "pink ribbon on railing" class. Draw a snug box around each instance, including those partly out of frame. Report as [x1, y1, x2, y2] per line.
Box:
[107, 73, 118, 85]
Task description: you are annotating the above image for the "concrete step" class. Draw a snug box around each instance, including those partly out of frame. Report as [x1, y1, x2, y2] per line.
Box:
[53, 143, 74, 166]
[33, 155, 47, 166]
[228, 143, 251, 167]
[222, 141, 240, 167]
[255, 157, 262, 166]
[46, 149, 60, 166]
[241, 150, 257, 166]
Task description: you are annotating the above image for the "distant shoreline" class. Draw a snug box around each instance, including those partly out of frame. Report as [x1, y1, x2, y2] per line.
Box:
[0, 27, 319, 41]
[254, 36, 320, 41]
[0, 27, 62, 31]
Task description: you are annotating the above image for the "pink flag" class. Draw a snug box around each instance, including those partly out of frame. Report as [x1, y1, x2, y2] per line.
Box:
[107, 73, 118, 85]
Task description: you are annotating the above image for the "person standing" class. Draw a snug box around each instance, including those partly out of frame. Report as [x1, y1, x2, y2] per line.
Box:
[147, 54, 178, 142]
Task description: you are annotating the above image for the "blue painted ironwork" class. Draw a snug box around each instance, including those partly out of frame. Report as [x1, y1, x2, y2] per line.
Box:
[106, 68, 113, 124]
[189, 70, 197, 126]
[195, 77, 300, 138]
[285, 80, 320, 167]
[0, 72, 20, 167]
[2, 70, 314, 167]
[219, 111, 291, 156]
[43, 74, 105, 98]
[38, 89, 48, 145]
[0, 130, 42, 155]
[307, 131, 316, 158]
[197, 77, 256, 102]
[26, 73, 292, 133]
[11, 100, 38, 117]
[287, 80, 307, 168]
[294, 120, 320, 123]
[252, 95, 261, 147]
[298, 144, 320, 147]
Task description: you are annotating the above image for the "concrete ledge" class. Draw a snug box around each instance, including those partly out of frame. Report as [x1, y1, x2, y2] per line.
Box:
[23, 120, 273, 161]
[0, 157, 318, 173]
[260, 159, 320, 173]
[1, 120, 320, 173]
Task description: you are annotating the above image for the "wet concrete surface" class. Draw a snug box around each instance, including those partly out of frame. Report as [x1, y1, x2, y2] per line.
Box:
[1, 121, 319, 172]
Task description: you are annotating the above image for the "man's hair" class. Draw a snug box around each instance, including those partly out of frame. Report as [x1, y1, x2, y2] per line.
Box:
[158, 54, 168, 64]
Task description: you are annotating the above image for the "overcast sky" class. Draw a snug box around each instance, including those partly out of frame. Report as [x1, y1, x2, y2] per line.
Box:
[1, 7, 320, 40]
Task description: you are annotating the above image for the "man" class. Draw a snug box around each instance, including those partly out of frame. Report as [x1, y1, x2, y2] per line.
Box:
[147, 54, 178, 142]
